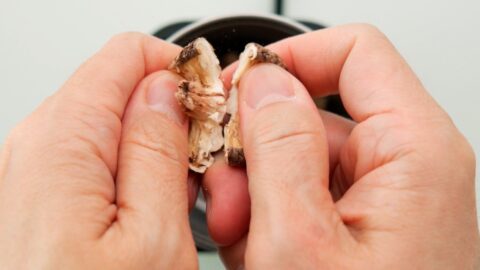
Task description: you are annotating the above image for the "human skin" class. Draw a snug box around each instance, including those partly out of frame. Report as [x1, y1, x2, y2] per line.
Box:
[0, 33, 199, 269]
[0, 24, 478, 270]
[203, 24, 480, 269]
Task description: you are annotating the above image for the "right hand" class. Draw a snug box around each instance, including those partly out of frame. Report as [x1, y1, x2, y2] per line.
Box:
[204, 24, 479, 269]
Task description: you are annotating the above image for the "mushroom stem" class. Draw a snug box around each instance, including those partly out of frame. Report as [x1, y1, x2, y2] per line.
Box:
[224, 43, 286, 166]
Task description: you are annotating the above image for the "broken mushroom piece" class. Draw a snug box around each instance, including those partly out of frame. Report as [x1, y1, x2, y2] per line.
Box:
[171, 39, 287, 172]
[170, 38, 226, 173]
[224, 43, 286, 166]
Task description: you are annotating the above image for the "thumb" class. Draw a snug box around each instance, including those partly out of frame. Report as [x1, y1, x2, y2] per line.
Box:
[238, 64, 348, 264]
[114, 70, 196, 256]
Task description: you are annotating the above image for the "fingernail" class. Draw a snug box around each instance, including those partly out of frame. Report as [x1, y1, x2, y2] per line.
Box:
[241, 64, 295, 109]
[146, 72, 185, 125]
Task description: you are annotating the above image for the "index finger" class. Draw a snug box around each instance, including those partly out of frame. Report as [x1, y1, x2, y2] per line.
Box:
[1, 33, 183, 234]
[223, 24, 435, 122]
[5, 33, 181, 202]
[55, 33, 181, 172]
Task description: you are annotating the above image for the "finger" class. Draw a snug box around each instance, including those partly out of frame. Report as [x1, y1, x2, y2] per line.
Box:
[0, 33, 181, 240]
[219, 236, 247, 270]
[318, 109, 355, 175]
[203, 154, 250, 246]
[239, 64, 352, 264]
[4, 34, 180, 190]
[240, 63, 330, 210]
[220, 62, 238, 91]
[203, 109, 354, 247]
[56, 33, 181, 174]
[113, 70, 196, 254]
[276, 24, 443, 122]
[224, 24, 438, 123]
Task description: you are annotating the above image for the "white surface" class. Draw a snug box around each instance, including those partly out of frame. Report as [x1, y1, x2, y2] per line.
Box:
[1, 0, 479, 268]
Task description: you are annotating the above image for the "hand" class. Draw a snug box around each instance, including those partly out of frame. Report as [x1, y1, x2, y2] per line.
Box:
[204, 24, 479, 269]
[0, 33, 200, 269]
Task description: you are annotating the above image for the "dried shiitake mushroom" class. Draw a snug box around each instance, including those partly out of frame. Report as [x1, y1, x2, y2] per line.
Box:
[224, 43, 286, 166]
[170, 38, 226, 173]
[171, 38, 285, 173]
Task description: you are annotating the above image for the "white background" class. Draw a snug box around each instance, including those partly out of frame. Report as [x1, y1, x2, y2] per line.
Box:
[1, 0, 479, 268]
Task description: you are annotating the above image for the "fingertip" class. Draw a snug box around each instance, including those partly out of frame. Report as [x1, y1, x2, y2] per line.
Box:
[203, 159, 250, 246]
[219, 236, 247, 270]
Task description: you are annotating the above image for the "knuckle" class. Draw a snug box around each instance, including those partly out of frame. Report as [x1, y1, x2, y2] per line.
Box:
[71, 101, 122, 143]
[3, 126, 30, 160]
[247, 123, 326, 197]
[5, 124, 24, 146]
[103, 32, 148, 58]
[246, 211, 340, 268]
[4, 95, 54, 147]
[10, 93, 122, 163]
[355, 23, 383, 36]
[425, 119, 477, 180]
[122, 116, 187, 166]
[248, 107, 324, 159]
[257, 126, 320, 154]
[345, 23, 390, 44]
[47, 96, 122, 158]
[108, 31, 145, 46]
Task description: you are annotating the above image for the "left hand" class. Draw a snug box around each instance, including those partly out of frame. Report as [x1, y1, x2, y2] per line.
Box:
[0, 33, 199, 269]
